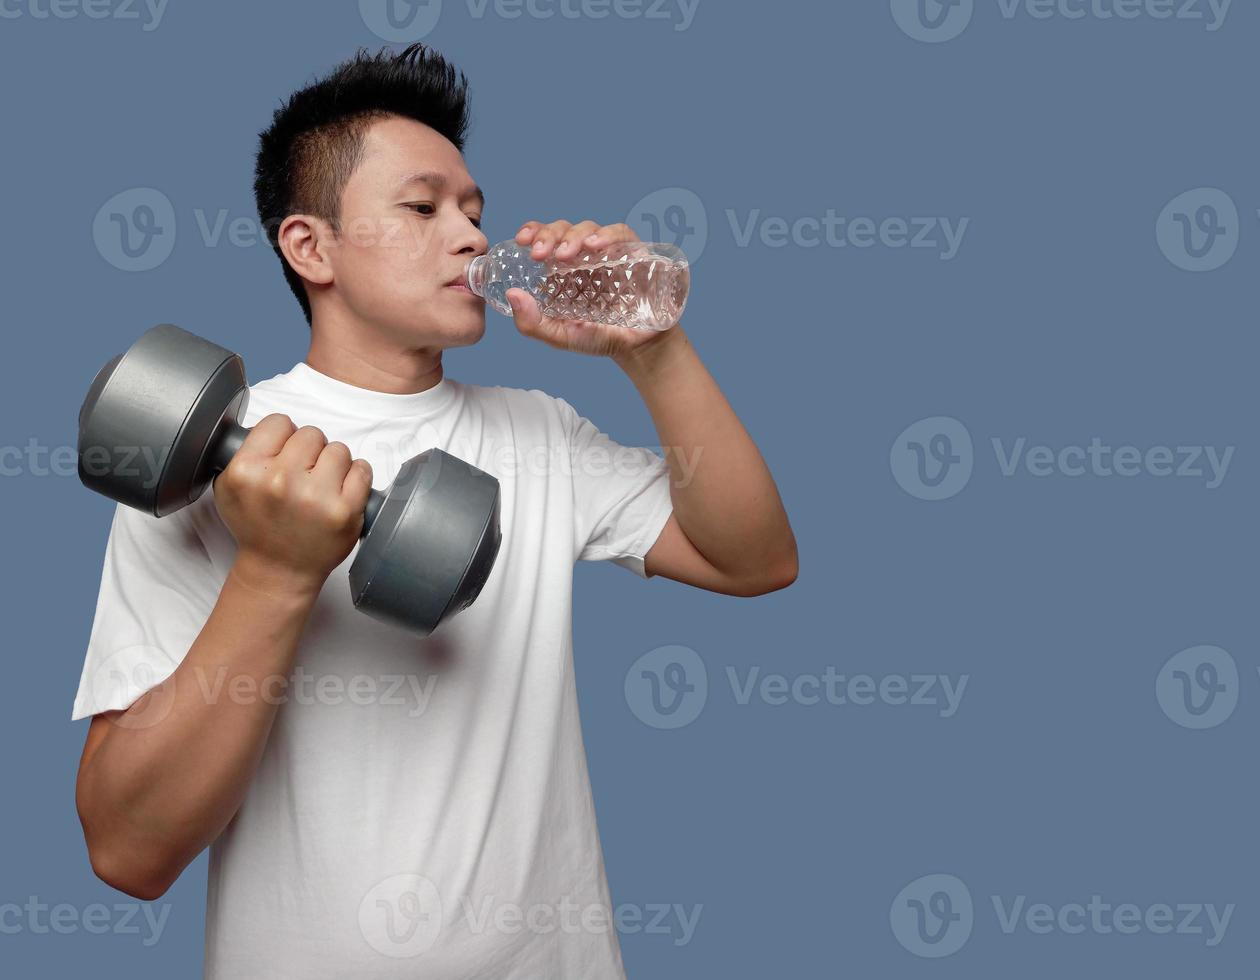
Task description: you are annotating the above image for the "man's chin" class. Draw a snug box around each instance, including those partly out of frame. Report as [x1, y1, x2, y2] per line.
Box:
[451, 318, 487, 348]
[420, 309, 487, 349]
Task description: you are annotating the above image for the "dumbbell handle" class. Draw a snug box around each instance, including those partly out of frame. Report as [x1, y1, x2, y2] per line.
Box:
[208, 419, 386, 534]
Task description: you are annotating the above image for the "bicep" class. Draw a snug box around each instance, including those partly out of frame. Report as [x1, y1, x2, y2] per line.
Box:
[79, 713, 118, 774]
[644, 513, 762, 597]
[76, 711, 124, 827]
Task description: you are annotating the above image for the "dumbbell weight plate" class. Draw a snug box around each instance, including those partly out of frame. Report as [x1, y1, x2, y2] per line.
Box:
[78, 324, 249, 517]
[350, 447, 501, 634]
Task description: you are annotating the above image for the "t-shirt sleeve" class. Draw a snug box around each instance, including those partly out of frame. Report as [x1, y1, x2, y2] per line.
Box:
[559, 397, 675, 578]
[71, 502, 224, 722]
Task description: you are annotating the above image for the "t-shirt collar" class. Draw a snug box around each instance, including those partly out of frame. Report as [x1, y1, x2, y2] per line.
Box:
[287, 360, 456, 418]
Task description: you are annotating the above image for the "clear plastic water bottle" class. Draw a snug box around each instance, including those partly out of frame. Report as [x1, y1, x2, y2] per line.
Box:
[466, 239, 690, 331]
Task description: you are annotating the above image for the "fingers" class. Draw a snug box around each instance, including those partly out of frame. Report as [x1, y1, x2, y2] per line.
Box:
[277, 425, 329, 472]
[524, 220, 572, 259]
[310, 442, 373, 501]
[515, 220, 640, 262]
[581, 222, 636, 251]
[551, 220, 601, 261]
[231, 417, 371, 487]
[515, 221, 544, 246]
[238, 413, 298, 458]
[506, 288, 542, 333]
[309, 439, 353, 491]
[340, 456, 374, 512]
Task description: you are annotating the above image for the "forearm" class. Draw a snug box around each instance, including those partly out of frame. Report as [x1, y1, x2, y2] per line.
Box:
[614, 324, 797, 581]
[77, 555, 318, 897]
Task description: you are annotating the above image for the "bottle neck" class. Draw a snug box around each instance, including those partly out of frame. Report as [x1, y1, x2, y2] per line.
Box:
[466, 255, 486, 297]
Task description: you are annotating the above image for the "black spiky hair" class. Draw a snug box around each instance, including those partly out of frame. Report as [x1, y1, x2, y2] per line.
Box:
[253, 43, 472, 324]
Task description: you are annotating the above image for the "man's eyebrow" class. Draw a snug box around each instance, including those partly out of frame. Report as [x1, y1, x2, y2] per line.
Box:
[397, 170, 485, 208]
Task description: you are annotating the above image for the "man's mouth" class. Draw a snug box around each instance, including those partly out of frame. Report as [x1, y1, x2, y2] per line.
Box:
[445, 272, 475, 294]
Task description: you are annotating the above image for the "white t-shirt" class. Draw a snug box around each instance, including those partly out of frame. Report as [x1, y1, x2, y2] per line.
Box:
[71, 360, 675, 979]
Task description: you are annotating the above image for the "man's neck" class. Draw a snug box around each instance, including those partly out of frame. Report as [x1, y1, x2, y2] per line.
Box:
[305, 319, 445, 396]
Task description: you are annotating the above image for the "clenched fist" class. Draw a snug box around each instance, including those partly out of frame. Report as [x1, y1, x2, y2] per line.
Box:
[212, 414, 373, 597]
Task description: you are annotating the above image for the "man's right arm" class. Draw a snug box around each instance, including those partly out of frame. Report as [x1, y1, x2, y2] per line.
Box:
[75, 415, 373, 900]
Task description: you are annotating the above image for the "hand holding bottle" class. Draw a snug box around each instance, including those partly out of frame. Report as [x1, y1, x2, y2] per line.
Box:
[468, 219, 690, 359]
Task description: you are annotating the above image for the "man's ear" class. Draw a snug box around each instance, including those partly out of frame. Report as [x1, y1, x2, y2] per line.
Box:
[277, 213, 335, 287]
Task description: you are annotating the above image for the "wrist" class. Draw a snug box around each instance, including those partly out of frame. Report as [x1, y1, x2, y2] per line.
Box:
[613, 322, 689, 380]
[229, 552, 326, 604]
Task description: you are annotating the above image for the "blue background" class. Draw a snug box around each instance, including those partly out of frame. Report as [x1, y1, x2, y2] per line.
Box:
[2, 0, 1257, 975]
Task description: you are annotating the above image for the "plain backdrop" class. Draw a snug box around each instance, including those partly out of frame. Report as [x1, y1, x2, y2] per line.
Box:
[2, 1, 1258, 976]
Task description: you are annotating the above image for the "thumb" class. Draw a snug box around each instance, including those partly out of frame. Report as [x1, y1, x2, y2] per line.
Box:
[507, 288, 540, 331]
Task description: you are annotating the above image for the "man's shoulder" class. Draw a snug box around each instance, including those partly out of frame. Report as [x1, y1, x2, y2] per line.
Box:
[460, 381, 576, 428]
[239, 369, 308, 418]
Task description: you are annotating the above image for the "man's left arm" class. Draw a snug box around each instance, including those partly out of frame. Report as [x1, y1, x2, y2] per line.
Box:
[614, 324, 797, 596]
[505, 218, 799, 597]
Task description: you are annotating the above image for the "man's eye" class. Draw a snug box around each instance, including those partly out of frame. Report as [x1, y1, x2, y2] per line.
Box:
[406, 204, 479, 228]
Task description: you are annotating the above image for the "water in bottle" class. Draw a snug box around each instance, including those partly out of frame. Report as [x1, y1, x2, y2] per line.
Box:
[466, 239, 690, 331]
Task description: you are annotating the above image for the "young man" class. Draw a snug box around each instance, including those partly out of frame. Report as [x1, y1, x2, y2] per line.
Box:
[72, 44, 797, 978]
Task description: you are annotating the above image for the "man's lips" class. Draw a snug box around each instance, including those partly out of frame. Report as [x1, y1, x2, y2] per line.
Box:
[445, 268, 475, 293]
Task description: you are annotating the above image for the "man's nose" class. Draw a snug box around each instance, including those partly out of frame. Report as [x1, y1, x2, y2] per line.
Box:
[454, 228, 488, 255]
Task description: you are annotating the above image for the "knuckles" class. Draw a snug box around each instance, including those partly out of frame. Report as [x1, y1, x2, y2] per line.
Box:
[213, 418, 366, 572]
[292, 424, 328, 447]
[257, 412, 298, 432]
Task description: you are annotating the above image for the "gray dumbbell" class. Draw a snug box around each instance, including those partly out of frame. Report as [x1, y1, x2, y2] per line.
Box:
[77, 324, 502, 637]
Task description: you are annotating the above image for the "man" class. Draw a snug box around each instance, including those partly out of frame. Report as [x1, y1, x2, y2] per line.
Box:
[72, 43, 797, 978]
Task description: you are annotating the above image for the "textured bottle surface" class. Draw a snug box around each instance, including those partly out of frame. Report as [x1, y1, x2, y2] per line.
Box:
[469, 240, 689, 331]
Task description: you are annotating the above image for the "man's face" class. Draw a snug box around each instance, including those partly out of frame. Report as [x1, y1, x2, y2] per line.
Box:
[324, 115, 488, 348]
